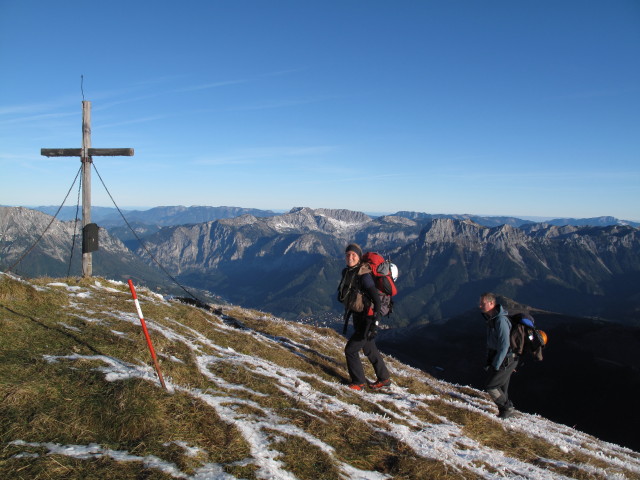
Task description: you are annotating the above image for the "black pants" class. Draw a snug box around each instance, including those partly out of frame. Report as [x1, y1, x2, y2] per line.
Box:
[345, 314, 390, 385]
[485, 353, 519, 410]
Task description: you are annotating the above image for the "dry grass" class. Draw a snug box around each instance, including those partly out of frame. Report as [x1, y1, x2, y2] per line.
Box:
[269, 431, 343, 480]
[1, 274, 637, 480]
[0, 276, 255, 479]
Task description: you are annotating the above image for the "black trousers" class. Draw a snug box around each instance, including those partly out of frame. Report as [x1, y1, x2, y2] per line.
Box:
[344, 314, 390, 385]
[485, 353, 519, 410]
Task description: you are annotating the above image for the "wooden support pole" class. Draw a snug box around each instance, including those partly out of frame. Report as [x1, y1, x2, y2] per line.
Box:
[82, 101, 92, 278]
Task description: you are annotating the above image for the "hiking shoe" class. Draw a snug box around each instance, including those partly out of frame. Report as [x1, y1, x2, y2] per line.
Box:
[497, 406, 515, 419]
[348, 383, 365, 391]
[368, 379, 391, 390]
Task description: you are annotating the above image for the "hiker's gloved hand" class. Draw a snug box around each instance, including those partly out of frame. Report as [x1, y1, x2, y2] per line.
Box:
[366, 323, 377, 340]
[366, 314, 381, 340]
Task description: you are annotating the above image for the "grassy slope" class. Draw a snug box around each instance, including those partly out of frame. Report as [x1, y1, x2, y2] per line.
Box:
[0, 273, 638, 480]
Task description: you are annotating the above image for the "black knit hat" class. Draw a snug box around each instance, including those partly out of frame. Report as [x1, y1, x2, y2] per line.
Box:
[345, 243, 363, 259]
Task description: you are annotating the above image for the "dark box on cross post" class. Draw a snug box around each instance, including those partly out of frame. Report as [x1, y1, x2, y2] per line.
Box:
[82, 223, 99, 253]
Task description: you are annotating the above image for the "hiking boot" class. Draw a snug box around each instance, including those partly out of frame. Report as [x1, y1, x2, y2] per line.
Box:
[497, 406, 515, 419]
[368, 379, 391, 390]
[348, 383, 365, 391]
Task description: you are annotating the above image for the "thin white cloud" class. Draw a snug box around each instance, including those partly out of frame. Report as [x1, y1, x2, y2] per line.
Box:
[173, 79, 249, 93]
[0, 152, 38, 161]
[99, 115, 171, 129]
[193, 145, 335, 165]
[258, 67, 308, 78]
[230, 94, 345, 112]
[0, 110, 78, 126]
[306, 172, 406, 185]
[90, 76, 253, 110]
[0, 69, 311, 129]
[172, 67, 305, 94]
[131, 75, 190, 87]
[0, 102, 59, 116]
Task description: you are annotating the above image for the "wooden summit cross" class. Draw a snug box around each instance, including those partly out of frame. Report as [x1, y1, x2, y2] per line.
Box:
[41, 101, 134, 278]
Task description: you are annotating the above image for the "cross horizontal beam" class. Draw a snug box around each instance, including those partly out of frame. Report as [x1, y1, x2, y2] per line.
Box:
[41, 148, 134, 157]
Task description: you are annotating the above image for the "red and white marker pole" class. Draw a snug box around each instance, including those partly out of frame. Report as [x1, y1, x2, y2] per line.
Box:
[127, 279, 168, 391]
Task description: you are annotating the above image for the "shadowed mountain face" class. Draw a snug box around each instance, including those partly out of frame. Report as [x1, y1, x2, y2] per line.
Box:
[376, 306, 640, 452]
[131, 210, 640, 326]
[0, 207, 169, 288]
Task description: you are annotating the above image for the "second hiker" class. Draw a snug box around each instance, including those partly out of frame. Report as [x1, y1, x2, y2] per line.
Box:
[337, 243, 391, 391]
[479, 292, 518, 419]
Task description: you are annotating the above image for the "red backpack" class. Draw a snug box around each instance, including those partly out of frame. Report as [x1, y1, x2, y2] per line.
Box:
[362, 252, 398, 315]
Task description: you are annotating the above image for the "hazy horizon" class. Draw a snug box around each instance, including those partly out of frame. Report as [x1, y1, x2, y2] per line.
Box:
[5, 203, 638, 223]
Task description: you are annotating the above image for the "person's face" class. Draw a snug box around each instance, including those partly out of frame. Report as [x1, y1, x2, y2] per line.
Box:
[345, 251, 360, 267]
[478, 297, 496, 314]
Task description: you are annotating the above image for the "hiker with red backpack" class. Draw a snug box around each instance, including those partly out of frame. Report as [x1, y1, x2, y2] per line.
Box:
[478, 292, 518, 419]
[337, 243, 391, 391]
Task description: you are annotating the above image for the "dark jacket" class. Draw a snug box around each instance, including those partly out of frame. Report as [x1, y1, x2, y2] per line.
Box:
[483, 304, 511, 370]
[338, 263, 381, 317]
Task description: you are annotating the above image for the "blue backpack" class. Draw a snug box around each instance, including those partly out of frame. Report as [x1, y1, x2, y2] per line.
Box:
[509, 313, 547, 361]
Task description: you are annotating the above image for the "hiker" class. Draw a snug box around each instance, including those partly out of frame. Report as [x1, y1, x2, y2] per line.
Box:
[478, 292, 518, 419]
[337, 243, 391, 391]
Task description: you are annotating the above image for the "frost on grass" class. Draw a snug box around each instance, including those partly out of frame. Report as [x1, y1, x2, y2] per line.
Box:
[4, 275, 640, 480]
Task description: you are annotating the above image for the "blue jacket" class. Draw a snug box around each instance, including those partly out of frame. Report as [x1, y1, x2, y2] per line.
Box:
[485, 304, 511, 370]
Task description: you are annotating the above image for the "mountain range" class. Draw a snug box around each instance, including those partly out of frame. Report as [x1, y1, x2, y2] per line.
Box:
[17, 204, 640, 229]
[2, 205, 639, 326]
[129, 207, 640, 326]
[27, 205, 281, 226]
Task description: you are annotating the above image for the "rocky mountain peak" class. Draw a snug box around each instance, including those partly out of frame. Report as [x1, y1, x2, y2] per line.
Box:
[376, 215, 418, 227]
[262, 207, 371, 236]
[420, 217, 484, 243]
[218, 214, 259, 227]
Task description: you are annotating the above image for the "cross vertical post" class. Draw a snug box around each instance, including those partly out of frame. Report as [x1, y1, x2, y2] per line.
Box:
[41, 101, 134, 278]
[82, 101, 92, 277]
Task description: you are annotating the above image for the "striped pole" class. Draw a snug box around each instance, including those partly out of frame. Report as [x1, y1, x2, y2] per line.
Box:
[127, 279, 168, 391]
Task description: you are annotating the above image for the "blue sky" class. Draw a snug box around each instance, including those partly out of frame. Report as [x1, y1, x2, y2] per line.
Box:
[1, 1, 639, 221]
